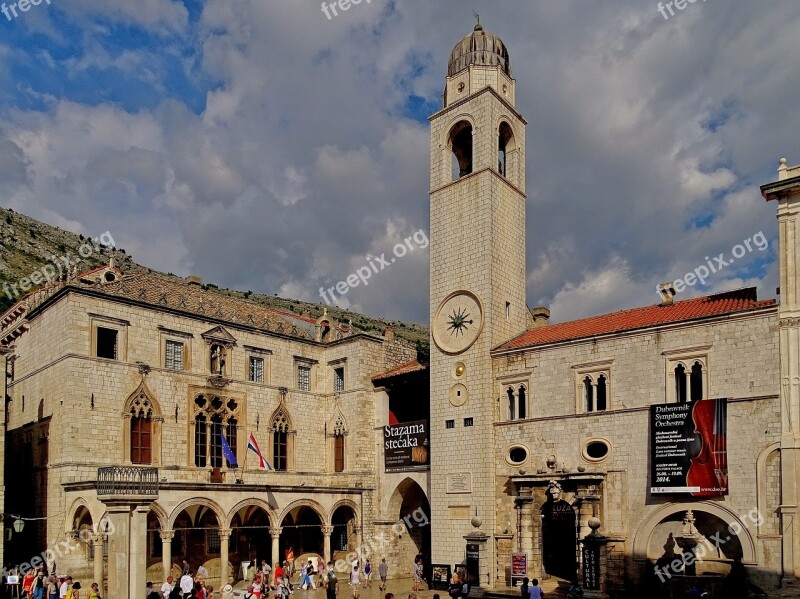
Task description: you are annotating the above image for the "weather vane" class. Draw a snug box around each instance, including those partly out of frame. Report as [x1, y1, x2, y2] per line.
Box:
[473, 11, 480, 27]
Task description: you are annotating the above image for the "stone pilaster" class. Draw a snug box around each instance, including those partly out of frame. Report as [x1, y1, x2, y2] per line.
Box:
[160, 530, 175, 579]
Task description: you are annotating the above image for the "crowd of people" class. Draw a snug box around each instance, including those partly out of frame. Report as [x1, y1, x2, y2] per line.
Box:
[8, 567, 99, 599]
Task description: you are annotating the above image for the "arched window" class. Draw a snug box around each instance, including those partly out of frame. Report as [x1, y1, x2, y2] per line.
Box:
[498, 122, 514, 178]
[124, 383, 162, 466]
[584, 376, 594, 412]
[675, 364, 687, 403]
[507, 387, 515, 420]
[272, 408, 292, 472]
[517, 385, 527, 419]
[450, 121, 473, 180]
[193, 394, 240, 468]
[596, 375, 607, 411]
[690, 361, 704, 402]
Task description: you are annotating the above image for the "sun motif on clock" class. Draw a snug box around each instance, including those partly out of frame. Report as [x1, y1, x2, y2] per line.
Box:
[433, 291, 484, 354]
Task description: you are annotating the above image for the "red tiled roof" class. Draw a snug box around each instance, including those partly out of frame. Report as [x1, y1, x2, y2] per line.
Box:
[496, 287, 776, 352]
[372, 359, 427, 382]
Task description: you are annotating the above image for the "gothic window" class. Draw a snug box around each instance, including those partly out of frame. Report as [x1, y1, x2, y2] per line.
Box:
[675, 363, 687, 404]
[690, 361, 704, 402]
[584, 376, 594, 412]
[272, 408, 292, 472]
[193, 394, 240, 468]
[507, 387, 515, 420]
[130, 396, 153, 465]
[450, 121, 473, 180]
[517, 385, 527, 419]
[596, 375, 607, 411]
[332, 414, 347, 472]
[506, 385, 527, 421]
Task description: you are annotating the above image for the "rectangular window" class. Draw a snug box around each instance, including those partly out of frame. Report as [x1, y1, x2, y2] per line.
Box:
[194, 416, 207, 468]
[274, 431, 288, 471]
[464, 417, 474, 427]
[297, 365, 311, 391]
[334, 435, 345, 472]
[130, 416, 152, 465]
[249, 356, 265, 383]
[96, 327, 118, 359]
[334, 367, 345, 392]
[165, 340, 184, 370]
[445, 420, 455, 429]
[210, 418, 223, 468]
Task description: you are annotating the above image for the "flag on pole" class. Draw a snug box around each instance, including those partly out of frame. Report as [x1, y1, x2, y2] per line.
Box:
[248, 432, 272, 470]
[220, 429, 238, 468]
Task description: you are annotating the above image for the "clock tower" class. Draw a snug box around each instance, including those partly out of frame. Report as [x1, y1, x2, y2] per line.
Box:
[429, 22, 527, 583]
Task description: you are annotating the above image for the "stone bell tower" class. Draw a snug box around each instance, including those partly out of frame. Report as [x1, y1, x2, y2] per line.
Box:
[428, 21, 527, 584]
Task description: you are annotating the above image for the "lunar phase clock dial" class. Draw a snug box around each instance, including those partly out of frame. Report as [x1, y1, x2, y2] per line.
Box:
[433, 291, 484, 354]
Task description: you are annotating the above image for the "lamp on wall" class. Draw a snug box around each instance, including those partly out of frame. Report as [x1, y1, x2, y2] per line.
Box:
[12, 518, 24, 534]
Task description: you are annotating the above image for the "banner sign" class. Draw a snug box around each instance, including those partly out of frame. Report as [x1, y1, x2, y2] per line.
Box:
[511, 553, 527, 579]
[582, 545, 599, 590]
[384, 420, 430, 472]
[650, 399, 728, 496]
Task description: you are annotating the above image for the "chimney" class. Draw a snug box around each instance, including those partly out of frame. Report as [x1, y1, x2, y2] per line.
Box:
[658, 282, 677, 306]
[530, 307, 550, 329]
[187, 275, 203, 286]
[384, 324, 395, 341]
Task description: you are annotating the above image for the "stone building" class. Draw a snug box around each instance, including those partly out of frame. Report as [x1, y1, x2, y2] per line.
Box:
[0, 266, 430, 597]
[427, 21, 800, 596]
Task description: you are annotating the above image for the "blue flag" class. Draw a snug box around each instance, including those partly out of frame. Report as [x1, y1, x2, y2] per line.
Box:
[220, 430, 238, 468]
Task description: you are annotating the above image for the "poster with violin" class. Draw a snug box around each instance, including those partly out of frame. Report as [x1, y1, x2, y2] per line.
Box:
[650, 398, 728, 496]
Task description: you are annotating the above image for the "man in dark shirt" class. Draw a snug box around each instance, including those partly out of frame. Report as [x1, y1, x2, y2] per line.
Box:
[325, 562, 339, 599]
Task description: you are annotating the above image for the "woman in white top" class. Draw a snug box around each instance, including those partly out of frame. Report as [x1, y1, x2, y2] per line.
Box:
[349, 566, 360, 599]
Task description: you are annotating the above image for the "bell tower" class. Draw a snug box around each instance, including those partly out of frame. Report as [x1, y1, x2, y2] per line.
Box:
[428, 22, 527, 583]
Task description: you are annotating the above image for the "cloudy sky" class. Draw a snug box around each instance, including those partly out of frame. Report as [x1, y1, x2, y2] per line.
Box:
[1, 1, 798, 325]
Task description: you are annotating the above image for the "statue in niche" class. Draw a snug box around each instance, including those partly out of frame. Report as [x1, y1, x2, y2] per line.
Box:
[210, 344, 226, 376]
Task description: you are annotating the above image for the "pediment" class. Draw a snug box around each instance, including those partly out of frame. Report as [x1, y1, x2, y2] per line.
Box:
[201, 325, 237, 346]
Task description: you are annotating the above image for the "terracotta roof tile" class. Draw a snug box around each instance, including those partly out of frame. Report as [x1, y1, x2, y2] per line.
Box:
[372, 359, 427, 382]
[496, 287, 776, 352]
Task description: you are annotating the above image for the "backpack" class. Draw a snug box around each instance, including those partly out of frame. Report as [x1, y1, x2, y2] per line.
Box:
[462, 582, 469, 595]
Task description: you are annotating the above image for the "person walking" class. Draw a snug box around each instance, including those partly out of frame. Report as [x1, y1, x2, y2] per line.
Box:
[519, 578, 530, 599]
[528, 579, 543, 599]
[412, 559, 423, 593]
[161, 576, 175, 599]
[46, 575, 59, 599]
[324, 564, 338, 599]
[179, 571, 194, 599]
[349, 566, 360, 599]
[378, 559, 388, 592]
[33, 570, 46, 599]
[317, 558, 326, 589]
[88, 583, 101, 599]
[363, 561, 371, 589]
[59, 576, 73, 599]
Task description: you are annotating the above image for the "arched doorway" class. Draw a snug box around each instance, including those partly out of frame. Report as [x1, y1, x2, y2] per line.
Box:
[171, 503, 222, 575]
[387, 478, 431, 581]
[230, 504, 273, 575]
[331, 504, 358, 561]
[280, 505, 324, 567]
[541, 489, 577, 581]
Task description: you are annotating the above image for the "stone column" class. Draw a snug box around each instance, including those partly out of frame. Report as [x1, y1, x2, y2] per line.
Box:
[160, 530, 174, 579]
[517, 487, 534, 578]
[92, 534, 105, 589]
[220, 528, 231, 587]
[129, 505, 150, 599]
[322, 526, 334, 564]
[105, 504, 132, 599]
[270, 527, 282, 570]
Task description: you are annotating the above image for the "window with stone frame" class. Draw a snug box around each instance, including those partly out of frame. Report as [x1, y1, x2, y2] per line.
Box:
[129, 392, 154, 464]
[332, 414, 347, 472]
[297, 363, 311, 391]
[663, 348, 709, 404]
[249, 356, 265, 383]
[271, 407, 292, 471]
[334, 366, 345, 392]
[193, 393, 240, 468]
[96, 326, 118, 359]
[165, 339, 185, 371]
[506, 384, 527, 420]
[572, 361, 613, 414]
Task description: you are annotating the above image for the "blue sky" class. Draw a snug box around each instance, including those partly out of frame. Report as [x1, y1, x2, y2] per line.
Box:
[1, 1, 798, 323]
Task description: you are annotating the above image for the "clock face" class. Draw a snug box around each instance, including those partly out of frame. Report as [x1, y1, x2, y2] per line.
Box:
[433, 291, 484, 355]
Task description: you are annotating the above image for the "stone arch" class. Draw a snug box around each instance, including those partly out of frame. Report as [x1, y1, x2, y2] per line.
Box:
[66, 497, 101, 533]
[327, 499, 360, 528]
[168, 497, 226, 530]
[148, 501, 169, 531]
[278, 499, 328, 526]
[123, 379, 163, 418]
[632, 501, 757, 565]
[226, 498, 278, 529]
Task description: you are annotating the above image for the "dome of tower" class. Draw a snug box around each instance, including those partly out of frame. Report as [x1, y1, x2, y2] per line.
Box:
[447, 23, 511, 77]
